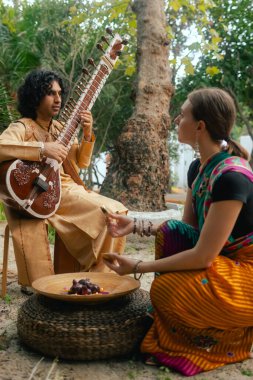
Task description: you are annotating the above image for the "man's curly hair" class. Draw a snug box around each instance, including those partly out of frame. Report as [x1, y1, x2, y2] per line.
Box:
[17, 69, 66, 119]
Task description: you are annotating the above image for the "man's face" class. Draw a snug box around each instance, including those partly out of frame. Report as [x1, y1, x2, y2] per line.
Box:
[36, 80, 62, 120]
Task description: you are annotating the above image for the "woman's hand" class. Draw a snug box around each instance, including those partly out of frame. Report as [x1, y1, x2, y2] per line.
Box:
[103, 253, 138, 276]
[80, 110, 93, 141]
[43, 141, 68, 163]
[106, 213, 134, 237]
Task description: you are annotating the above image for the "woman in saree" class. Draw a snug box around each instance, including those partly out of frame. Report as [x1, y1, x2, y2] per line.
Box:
[103, 88, 253, 376]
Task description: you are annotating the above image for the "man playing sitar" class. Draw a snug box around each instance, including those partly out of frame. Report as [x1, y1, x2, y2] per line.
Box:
[0, 69, 127, 286]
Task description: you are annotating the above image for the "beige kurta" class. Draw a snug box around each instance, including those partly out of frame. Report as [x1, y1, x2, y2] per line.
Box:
[0, 118, 127, 285]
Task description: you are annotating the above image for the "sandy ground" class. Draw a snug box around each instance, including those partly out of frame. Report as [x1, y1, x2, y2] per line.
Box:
[1, 216, 253, 380]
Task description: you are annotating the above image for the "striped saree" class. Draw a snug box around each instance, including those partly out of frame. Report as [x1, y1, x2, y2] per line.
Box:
[141, 152, 253, 376]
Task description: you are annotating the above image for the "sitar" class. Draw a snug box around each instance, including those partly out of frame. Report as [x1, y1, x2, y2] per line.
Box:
[0, 30, 127, 219]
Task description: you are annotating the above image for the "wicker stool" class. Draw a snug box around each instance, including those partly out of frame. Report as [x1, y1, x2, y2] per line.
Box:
[17, 289, 152, 360]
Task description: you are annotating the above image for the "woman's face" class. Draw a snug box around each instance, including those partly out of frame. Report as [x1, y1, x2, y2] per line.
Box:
[174, 99, 198, 147]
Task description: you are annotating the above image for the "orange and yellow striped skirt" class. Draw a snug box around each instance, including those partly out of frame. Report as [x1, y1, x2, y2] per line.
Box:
[141, 220, 253, 376]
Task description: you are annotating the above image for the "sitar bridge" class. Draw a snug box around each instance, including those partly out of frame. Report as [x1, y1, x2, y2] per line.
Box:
[33, 175, 49, 192]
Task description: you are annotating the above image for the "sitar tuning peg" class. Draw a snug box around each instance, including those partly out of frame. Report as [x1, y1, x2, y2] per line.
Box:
[122, 39, 129, 45]
[75, 88, 82, 96]
[69, 97, 77, 106]
[87, 58, 96, 68]
[106, 27, 114, 37]
[96, 43, 106, 53]
[82, 68, 91, 77]
[101, 36, 110, 45]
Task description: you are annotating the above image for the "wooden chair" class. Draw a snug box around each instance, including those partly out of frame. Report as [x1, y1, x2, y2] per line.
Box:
[1, 217, 80, 298]
[1, 223, 10, 298]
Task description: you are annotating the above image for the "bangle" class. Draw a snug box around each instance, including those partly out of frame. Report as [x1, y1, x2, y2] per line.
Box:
[39, 142, 45, 160]
[134, 219, 153, 237]
[141, 220, 144, 237]
[146, 221, 153, 236]
[133, 260, 143, 280]
[133, 218, 137, 234]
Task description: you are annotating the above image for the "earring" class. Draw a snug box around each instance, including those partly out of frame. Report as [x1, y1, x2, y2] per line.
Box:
[194, 140, 200, 159]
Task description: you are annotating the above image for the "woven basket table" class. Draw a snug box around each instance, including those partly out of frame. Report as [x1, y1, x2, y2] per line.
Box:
[17, 289, 151, 360]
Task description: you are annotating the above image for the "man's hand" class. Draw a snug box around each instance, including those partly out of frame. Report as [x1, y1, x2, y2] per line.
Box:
[80, 110, 93, 141]
[43, 141, 68, 163]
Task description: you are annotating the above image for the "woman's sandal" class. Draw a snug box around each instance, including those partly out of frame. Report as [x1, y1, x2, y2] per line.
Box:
[145, 355, 159, 366]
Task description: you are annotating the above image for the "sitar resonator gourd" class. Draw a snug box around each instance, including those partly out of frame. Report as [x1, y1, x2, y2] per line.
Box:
[0, 28, 128, 219]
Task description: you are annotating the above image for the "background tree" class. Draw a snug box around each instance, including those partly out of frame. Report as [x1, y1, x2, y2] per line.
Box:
[0, 81, 18, 133]
[170, 0, 253, 160]
[101, 0, 172, 211]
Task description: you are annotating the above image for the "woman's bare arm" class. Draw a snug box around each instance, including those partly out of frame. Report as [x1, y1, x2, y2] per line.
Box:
[141, 200, 243, 272]
[104, 200, 243, 275]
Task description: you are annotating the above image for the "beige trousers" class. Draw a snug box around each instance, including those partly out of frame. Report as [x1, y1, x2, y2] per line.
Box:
[4, 206, 126, 287]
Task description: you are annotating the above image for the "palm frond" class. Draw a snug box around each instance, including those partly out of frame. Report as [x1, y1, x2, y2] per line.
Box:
[0, 81, 18, 133]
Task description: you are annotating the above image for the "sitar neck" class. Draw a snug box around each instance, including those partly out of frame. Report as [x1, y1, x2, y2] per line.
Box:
[57, 32, 127, 150]
[57, 62, 110, 148]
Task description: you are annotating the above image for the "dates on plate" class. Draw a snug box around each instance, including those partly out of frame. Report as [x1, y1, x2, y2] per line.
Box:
[68, 278, 103, 295]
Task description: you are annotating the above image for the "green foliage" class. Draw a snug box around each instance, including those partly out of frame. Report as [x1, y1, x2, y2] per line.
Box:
[0, 82, 9, 126]
[127, 371, 136, 380]
[3, 294, 11, 304]
[157, 365, 172, 380]
[197, 0, 253, 104]
[164, 0, 229, 166]
[165, 0, 222, 83]
[0, 203, 6, 221]
[170, 0, 253, 149]
[241, 369, 253, 376]
[0, 81, 18, 133]
[48, 224, 55, 244]
[92, 72, 134, 154]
